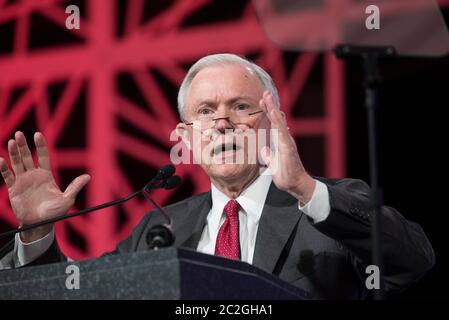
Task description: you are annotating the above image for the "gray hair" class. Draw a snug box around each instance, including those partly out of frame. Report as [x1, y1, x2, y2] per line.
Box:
[177, 53, 280, 121]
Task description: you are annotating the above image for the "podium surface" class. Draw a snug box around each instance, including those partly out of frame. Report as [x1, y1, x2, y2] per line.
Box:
[0, 247, 311, 300]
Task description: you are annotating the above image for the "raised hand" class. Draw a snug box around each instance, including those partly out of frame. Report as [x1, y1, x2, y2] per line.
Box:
[259, 91, 316, 205]
[0, 131, 90, 243]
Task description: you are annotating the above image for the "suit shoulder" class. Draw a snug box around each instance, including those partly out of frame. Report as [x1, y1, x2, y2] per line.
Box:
[163, 191, 210, 212]
[314, 176, 370, 189]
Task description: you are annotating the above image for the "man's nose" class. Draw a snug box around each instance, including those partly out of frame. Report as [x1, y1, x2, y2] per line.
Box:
[212, 112, 234, 133]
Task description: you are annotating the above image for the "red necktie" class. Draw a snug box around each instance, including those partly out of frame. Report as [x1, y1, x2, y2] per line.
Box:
[214, 199, 240, 260]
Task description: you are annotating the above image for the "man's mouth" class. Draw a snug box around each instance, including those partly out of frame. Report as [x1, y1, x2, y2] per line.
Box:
[213, 142, 241, 156]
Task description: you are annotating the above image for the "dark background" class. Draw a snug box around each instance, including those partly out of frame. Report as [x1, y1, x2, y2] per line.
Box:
[0, 0, 448, 299]
[346, 52, 449, 299]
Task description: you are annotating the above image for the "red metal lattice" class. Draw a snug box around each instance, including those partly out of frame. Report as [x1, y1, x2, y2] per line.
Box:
[0, 0, 354, 259]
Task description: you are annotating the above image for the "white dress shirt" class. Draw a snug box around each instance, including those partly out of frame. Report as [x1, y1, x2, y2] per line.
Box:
[15, 175, 331, 266]
[196, 174, 331, 264]
[15, 228, 55, 267]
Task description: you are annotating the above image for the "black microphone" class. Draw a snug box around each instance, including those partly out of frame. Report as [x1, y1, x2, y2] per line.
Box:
[163, 176, 181, 190]
[144, 164, 176, 192]
[145, 224, 175, 250]
[152, 164, 175, 183]
[157, 164, 176, 179]
[0, 165, 179, 240]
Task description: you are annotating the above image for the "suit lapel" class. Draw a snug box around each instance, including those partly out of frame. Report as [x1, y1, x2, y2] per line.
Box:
[252, 183, 304, 273]
[175, 192, 212, 250]
[171, 182, 304, 273]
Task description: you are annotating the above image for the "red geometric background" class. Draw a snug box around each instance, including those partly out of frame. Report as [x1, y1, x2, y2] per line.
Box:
[0, 0, 446, 260]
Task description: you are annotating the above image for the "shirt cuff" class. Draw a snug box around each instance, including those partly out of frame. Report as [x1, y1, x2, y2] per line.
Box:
[16, 228, 55, 266]
[298, 180, 331, 223]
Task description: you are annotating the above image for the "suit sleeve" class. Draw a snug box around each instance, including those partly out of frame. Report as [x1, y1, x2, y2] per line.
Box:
[0, 233, 66, 269]
[0, 211, 157, 269]
[312, 177, 435, 293]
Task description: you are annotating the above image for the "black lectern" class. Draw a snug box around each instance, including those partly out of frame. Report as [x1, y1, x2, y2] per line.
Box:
[0, 247, 311, 299]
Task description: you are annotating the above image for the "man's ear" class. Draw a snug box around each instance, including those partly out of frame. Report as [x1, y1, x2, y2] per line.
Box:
[175, 122, 192, 150]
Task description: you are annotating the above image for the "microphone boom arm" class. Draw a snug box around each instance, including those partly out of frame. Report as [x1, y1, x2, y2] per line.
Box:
[0, 165, 179, 240]
[0, 190, 142, 240]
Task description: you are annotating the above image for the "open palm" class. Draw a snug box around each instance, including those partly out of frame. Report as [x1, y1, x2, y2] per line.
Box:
[259, 91, 316, 205]
[0, 131, 90, 240]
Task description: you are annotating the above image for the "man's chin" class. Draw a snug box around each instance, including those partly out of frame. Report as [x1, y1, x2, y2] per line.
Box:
[205, 163, 257, 182]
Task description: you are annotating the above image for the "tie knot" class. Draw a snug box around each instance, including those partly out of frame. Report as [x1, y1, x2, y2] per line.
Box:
[224, 199, 240, 218]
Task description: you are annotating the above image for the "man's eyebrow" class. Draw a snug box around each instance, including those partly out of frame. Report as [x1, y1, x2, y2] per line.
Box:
[194, 99, 216, 107]
[195, 96, 257, 107]
[227, 96, 257, 104]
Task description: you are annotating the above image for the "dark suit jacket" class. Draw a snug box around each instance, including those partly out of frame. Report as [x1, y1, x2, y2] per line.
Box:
[0, 177, 435, 299]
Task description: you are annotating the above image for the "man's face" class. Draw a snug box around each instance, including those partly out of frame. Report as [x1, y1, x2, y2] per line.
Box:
[177, 63, 271, 184]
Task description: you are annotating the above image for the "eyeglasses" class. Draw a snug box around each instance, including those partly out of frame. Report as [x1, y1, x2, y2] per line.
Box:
[185, 109, 264, 128]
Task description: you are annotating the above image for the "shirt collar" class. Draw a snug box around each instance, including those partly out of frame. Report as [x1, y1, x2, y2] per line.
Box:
[209, 170, 273, 233]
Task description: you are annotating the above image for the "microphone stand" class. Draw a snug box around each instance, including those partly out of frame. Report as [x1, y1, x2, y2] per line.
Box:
[335, 44, 396, 300]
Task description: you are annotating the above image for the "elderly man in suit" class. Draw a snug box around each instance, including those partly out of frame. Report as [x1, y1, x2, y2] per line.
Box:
[0, 53, 434, 299]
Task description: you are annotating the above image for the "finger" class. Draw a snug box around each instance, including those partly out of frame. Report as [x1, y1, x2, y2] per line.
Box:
[8, 139, 25, 176]
[34, 132, 51, 170]
[260, 146, 271, 167]
[261, 92, 280, 123]
[259, 94, 268, 114]
[63, 174, 91, 200]
[0, 157, 15, 188]
[15, 131, 35, 170]
[260, 145, 280, 175]
[262, 92, 290, 140]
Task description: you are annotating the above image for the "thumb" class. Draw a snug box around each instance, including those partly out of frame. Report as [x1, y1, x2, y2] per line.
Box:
[64, 174, 91, 200]
[260, 146, 272, 167]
